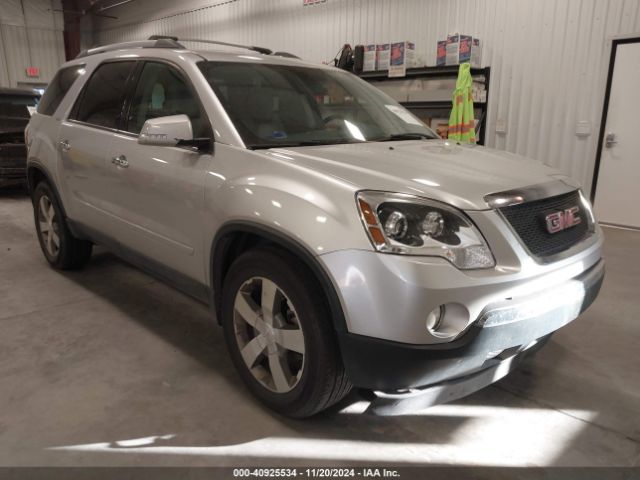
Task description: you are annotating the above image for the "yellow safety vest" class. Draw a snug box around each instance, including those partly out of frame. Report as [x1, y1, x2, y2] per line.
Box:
[448, 63, 476, 144]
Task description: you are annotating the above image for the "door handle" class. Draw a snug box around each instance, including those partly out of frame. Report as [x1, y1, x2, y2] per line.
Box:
[59, 140, 71, 152]
[111, 155, 129, 168]
[605, 132, 617, 148]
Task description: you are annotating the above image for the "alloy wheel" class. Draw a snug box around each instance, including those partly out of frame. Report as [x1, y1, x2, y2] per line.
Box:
[233, 277, 306, 393]
[37, 195, 60, 258]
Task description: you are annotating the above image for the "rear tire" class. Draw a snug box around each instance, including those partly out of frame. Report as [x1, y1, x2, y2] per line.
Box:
[32, 181, 92, 270]
[221, 246, 351, 418]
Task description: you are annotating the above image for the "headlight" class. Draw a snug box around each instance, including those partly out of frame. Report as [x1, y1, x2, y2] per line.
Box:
[356, 191, 495, 269]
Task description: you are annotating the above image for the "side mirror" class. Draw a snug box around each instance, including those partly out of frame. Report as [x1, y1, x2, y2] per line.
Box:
[138, 114, 193, 147]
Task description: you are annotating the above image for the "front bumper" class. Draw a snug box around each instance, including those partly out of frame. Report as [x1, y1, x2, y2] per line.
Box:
[337, 258, 604, 392]
[365, 335, 548, 415]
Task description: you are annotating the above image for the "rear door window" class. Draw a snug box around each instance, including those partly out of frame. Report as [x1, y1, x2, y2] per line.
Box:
[72, 61, 136, 130]
[37, 65, 85, 116]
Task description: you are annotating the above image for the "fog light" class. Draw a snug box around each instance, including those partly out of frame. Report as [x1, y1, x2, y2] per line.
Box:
[426, 305, 445, 333]
[426, 303, 470, 340]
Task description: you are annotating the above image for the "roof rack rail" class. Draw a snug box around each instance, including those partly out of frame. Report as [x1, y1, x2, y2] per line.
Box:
[177, 37, 272, 55]
[169, 36, 300, 58]
[273, 51, 301, 59]
[148, 35, 179, 42]
[76, 37, 183, 59]
[75, 35, 299, 60]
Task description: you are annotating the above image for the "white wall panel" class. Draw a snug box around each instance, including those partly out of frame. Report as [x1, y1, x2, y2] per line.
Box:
[91, 0, 640, 193]
[0, 0, 65, 88]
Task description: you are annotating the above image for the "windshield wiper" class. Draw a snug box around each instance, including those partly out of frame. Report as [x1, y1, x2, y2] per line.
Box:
[297, 139, 364, 146]
[249, 139, 364, 150]
[249, 143, 301, 150]
[378, 133, 435, 142]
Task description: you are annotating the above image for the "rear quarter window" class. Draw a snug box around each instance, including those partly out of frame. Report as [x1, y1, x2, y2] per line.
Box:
[38, 65, 86, 116]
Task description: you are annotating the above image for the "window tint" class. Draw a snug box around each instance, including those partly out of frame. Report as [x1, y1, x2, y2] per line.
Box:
[126, 62, 207, 136]
[73, 61, 135, 129]
[38, 65, 85, 116]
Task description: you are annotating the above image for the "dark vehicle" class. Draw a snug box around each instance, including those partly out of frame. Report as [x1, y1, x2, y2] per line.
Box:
[0, 88, 39, 187]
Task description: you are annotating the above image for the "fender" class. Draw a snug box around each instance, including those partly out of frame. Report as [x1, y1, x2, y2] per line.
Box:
[26, 161, 71, 222]
[27, 162, 85, 240]
[210, 221, 348, 332]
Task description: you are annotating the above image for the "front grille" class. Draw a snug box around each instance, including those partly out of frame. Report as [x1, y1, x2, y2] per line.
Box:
[499, 190, 591, 258]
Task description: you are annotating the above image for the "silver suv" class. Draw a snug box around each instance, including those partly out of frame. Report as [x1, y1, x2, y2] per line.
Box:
[26, 37, 604, 417]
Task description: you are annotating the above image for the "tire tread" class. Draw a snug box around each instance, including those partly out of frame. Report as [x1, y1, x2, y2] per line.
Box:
[222, 245, 351, 417]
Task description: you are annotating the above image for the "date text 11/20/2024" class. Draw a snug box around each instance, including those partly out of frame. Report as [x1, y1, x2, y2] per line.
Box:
[232, 468, 401, 478]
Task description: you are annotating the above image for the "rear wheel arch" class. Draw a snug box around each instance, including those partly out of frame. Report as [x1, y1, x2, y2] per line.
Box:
[27, 164, 67, 215]
[210, 222, 347, 333]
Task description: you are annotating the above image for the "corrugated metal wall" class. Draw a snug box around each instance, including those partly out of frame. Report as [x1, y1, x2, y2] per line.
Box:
[0, 0, 66, 88]
[92, 0, 640, 193]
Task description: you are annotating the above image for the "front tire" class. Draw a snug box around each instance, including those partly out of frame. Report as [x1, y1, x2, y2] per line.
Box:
[221, 247, 351, 417]
[32, 181, 92, 270]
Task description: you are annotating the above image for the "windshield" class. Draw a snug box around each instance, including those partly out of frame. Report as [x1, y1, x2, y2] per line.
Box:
[198, 61, 439, 149]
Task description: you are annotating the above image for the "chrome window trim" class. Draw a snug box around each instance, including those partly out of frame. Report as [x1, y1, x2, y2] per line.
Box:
[65, 118, 122, 135]
[65, 118, 140, 139]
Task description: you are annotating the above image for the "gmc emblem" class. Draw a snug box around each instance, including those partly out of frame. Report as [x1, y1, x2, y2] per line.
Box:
[545, 206, 581, 234]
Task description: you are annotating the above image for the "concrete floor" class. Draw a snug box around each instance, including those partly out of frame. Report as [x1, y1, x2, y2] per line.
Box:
[0, 187, 639, 468]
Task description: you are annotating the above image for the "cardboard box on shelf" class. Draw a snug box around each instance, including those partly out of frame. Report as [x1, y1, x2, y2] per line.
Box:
[472, 89, 487, 103]
[363, 44, 376, 71]
[471, 38, 482, 67]
[431, 117, 450, 139]
[472, 81, 487, 103]
[389, 41, 415, 77]
[376, 43, 390, 70]
[436, 40, 447, 66]
[445, 34, 481, 67]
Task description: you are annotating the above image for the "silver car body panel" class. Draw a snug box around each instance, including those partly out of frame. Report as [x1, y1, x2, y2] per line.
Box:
[320, 220, 603, 345]
[27, 45, 604, 348]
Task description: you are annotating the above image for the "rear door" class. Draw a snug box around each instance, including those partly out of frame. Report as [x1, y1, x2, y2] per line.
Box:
[102, 60, 212, 282]
[59, 61, 137, 230]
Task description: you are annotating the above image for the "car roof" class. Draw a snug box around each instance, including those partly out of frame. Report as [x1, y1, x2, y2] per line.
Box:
[69, 38, 332, 71]
[0, 87, 40, 97]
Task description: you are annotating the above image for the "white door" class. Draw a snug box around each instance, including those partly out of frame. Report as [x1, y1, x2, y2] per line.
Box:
[594, 40, 640, 229]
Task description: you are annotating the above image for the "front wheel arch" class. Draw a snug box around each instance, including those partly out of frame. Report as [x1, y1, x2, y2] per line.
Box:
[210, 222, 347, 333]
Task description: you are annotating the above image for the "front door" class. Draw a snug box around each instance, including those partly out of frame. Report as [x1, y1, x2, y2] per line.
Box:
[593, 38, 640, 229]
[103, 61, 212, 283]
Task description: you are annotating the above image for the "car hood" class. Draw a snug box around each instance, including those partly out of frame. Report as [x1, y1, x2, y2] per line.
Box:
[265, 140, 569, 210]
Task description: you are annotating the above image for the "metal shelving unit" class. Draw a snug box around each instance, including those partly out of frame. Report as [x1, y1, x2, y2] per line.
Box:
[359, 65, 491, 145]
